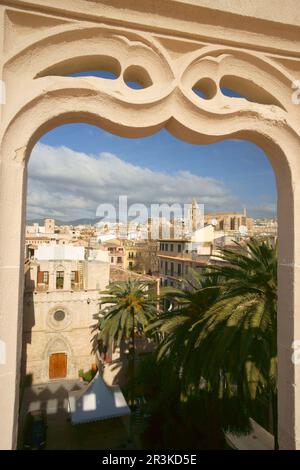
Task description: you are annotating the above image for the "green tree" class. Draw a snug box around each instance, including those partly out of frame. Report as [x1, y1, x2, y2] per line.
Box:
[97, 279, 156, 405]
[148, 272, 227, 448]
[150, 271, 222, 391]
[152, 239, 278, 449]
[199, 238, 278, 448]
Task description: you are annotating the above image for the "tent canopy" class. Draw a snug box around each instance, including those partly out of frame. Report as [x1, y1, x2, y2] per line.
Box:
[68, 373, 130, 424]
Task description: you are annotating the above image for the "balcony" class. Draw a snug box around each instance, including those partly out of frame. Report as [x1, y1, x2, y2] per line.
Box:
[158, 250, 192, 260]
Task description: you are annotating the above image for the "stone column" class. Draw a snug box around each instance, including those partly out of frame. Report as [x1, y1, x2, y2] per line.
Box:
[277, 178, 300, 449]
[64, 266, 71, 291]
[271, 132, 300, 450]
[48, 263, 56, 291]
[0, 150, 27, 449]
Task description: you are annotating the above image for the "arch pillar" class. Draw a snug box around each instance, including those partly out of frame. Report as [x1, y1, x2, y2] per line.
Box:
[0, 148, 27, 449]
[278, 179, 300, 449]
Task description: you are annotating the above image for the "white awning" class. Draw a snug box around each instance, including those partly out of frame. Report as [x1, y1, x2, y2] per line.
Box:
[68, 373, 130, 424]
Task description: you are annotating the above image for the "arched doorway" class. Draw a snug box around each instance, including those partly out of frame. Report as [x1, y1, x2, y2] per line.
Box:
[1, 25, 300, 450]
[43, 335, 73, 382]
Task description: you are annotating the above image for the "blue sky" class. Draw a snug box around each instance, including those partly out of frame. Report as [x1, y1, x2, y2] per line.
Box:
[26, 69, 277, 221]
[26, 123, 277, 221]
[41, 123, 276, 205]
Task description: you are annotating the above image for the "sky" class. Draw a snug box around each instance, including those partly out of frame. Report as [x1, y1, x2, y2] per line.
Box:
[27, 123, 277, 222]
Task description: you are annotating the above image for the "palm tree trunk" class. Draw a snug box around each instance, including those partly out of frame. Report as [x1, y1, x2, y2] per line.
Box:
[130, 307, 135, 406]
[128, 308, 136, 446]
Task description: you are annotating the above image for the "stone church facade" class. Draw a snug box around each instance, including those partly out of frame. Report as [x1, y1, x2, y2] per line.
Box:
[22, 247, 110, 384]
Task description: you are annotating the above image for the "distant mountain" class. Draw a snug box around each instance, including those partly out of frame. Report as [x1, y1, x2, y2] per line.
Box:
[63, 218, 101, 226]
[26, 216, 140, 226]
[26, 217, 101, 226]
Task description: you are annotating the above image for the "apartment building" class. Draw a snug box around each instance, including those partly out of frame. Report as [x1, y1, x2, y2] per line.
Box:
[124, 240, 159, 275]
[103, 240, 125, 269]
[158, 225, 215, 288]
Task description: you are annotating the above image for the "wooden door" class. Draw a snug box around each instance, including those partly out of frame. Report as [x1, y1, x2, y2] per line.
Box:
[49, 353, 67, 379]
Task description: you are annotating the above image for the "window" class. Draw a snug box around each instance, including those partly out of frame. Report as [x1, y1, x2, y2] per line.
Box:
[170, 262, 174, 276]
[177, 264, 182, 275]
[165, 261, 168, 275]
[178, 244, 182, 253]
[56, 271, 64, 289]
[117, 257, 123, 264]
[53, 310, 65, 322]
[71, 270, 78, 288]
[111, 257, 114, 263]
[37, 270, 49, 285]
[129, 261, 133, 269]
[165, 244, 168, 251]
[170, 244, 174, 252]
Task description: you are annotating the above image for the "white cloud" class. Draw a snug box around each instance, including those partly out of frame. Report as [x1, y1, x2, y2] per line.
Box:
[27, 143, 240, 221]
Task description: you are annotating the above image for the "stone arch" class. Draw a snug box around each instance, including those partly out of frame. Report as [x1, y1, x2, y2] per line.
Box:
[0, 22, 300, 451]
[179, 46, 296, 111]
[53, 263, 65, 270]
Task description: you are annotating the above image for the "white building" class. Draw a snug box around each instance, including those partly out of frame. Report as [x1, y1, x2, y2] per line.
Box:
[22, 244, 110, 384]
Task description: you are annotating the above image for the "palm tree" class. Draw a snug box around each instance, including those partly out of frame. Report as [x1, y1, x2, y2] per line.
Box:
[148, 272, 226, 448]
[149, 271, 222, 391]
[152, 238, 278, 448]
[96, 279, 156, 405]
[198, 238, 278, 448]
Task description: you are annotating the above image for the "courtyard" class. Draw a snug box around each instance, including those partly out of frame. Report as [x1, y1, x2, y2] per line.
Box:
[19, 379, 130, 450]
